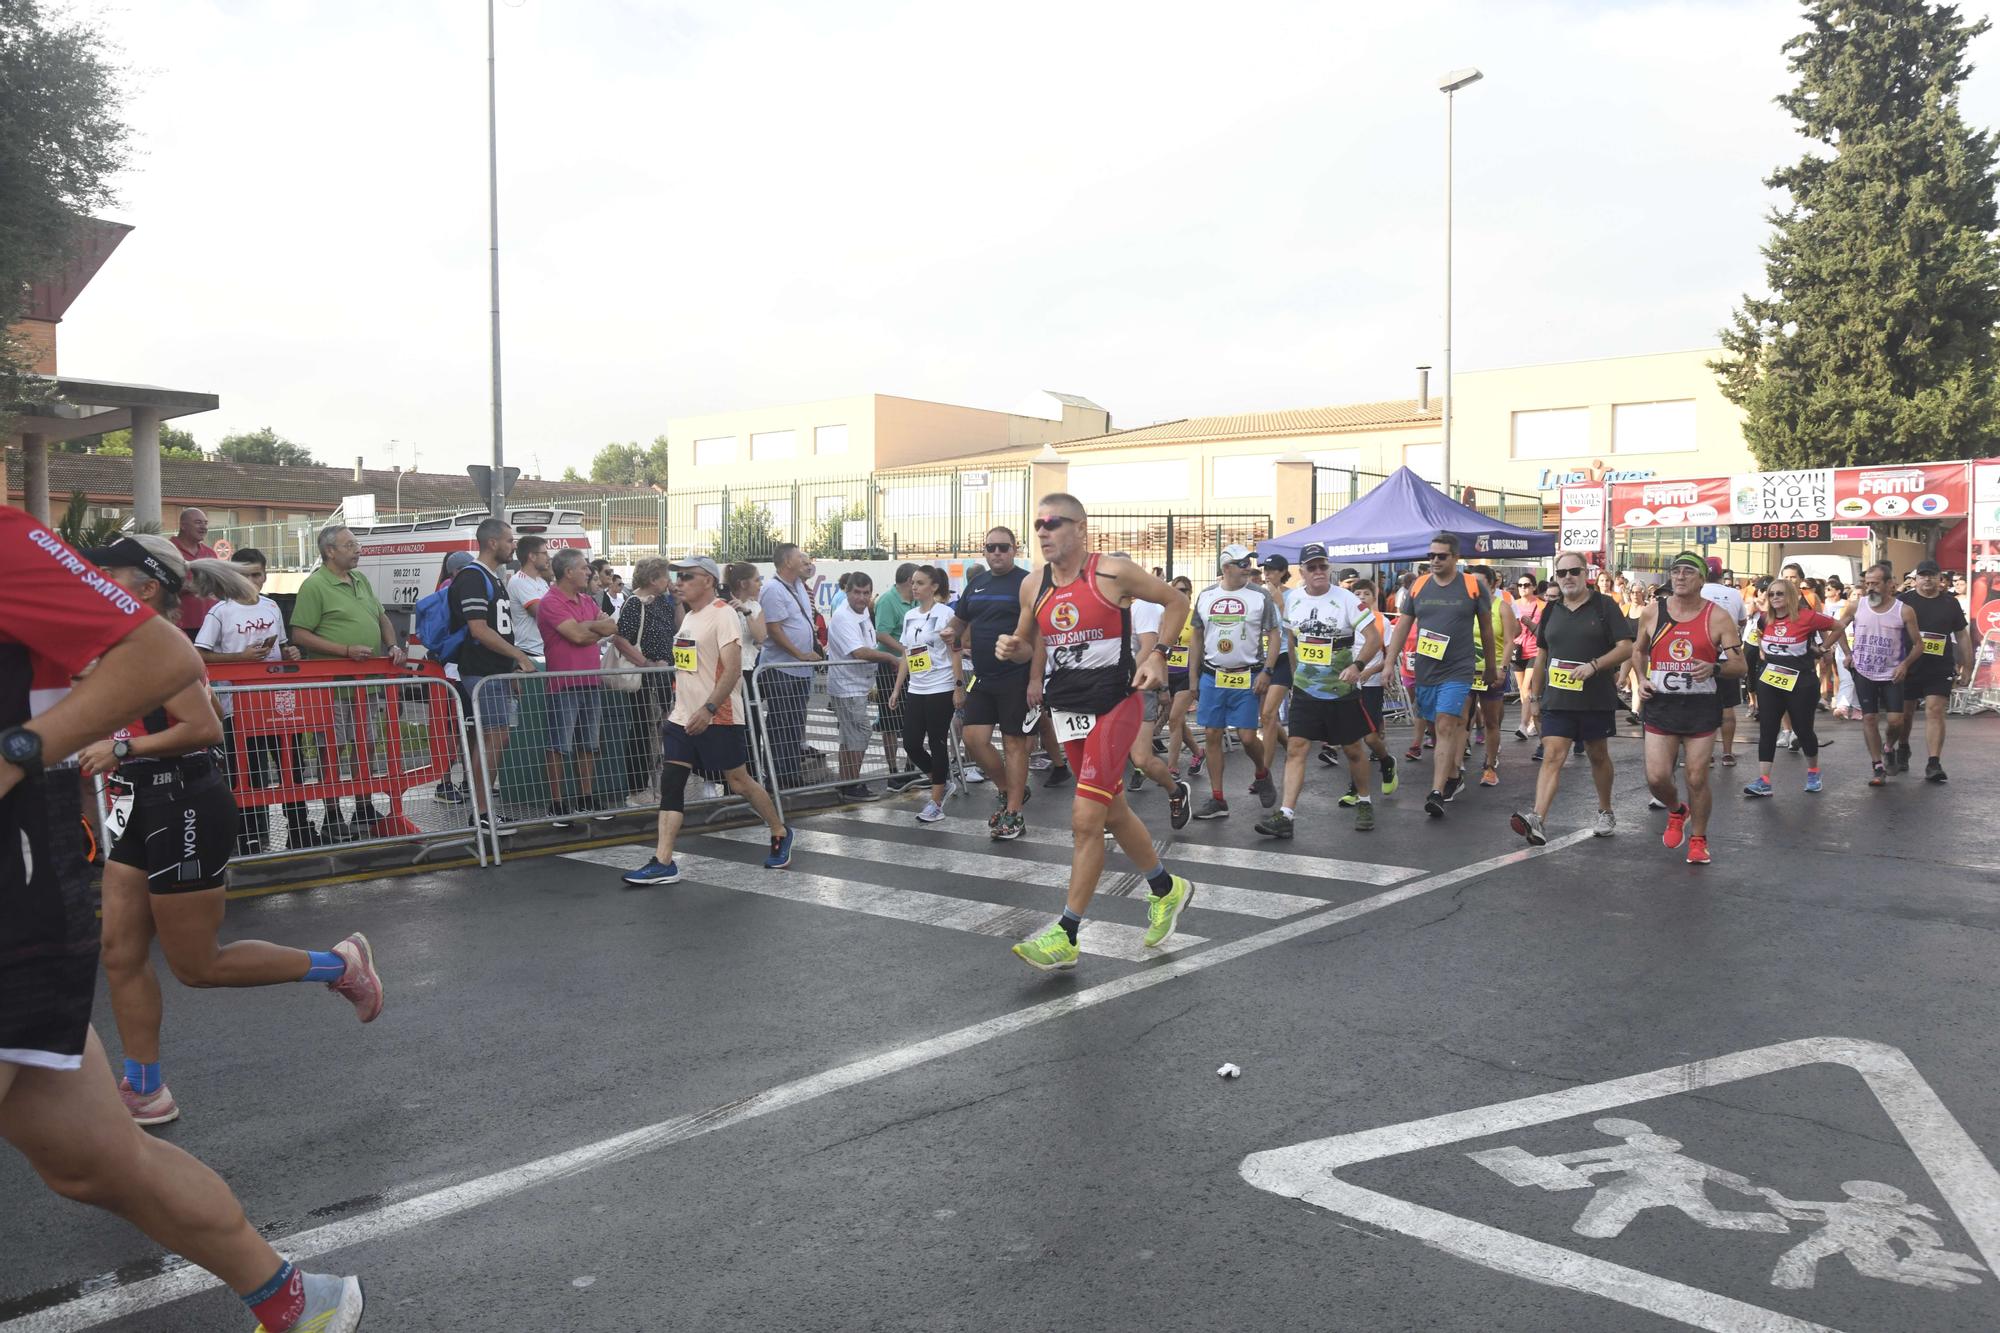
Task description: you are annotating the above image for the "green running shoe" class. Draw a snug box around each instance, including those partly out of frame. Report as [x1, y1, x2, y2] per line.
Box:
[1353, 801, 1375, 832]
[1013, 922, 1080, 971]
[1377, 753, 1399, 795]
[1143, 875, 1196, 949]
[1338, 783, 1359, 808]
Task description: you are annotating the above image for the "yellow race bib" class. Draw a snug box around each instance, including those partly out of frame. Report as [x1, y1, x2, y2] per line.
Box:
[1760, 662, 1801, 691]
[1548, 661, 1586, 692]
[1922, 632, 1947, 657]
[1416, 628, 1450, 661]
[1215, 668, 1252, 690]
[908, 649, 934, 675]
[1296, 638, 1333, 666]
[672, 640, 698, 672]
[1166, 646, 1189, 669]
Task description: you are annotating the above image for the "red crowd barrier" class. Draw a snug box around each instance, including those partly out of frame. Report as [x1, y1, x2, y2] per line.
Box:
[208, 658, 462, 840]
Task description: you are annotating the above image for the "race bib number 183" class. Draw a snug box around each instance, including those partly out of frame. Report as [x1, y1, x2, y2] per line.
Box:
[1052, 709, 1096, 741]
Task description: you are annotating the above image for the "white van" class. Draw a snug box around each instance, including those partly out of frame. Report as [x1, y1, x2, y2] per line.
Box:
[352, 507, 592, 611]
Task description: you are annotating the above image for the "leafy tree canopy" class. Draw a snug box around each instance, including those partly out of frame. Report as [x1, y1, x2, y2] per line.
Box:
[214, 426, 317, 467]
[588, 436, 669, 488]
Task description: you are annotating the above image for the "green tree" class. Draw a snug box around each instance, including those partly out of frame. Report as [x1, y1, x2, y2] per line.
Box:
[560, 465, 584, 482]
[807, 501, 867, 557]
[588, 435, 669, 487]
[54, 489, 156, 546]
[214, 426, 317, 467]
[65, 424, 204, 459]
[1715, 0, 2000, 468]
[721, 501, 783, 560]
[0, 3, 132, 414]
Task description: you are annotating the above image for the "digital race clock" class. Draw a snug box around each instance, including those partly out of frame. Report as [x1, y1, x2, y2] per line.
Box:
[1727, 521, 1831, 542]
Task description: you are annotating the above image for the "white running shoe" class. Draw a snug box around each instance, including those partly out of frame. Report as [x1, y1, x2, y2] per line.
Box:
[916, 800, 945, 823]
[964, 766, 986, 784]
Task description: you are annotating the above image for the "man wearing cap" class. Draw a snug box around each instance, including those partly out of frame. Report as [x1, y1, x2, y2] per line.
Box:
[623, 556, 793, 885]
[1897, 558, 1973, 781]
[1630, 551, 1745, 865]
[1381, 531, 1498, 818]
[1188, 544, 1279, 819]
[1255, 552, 1295, 789]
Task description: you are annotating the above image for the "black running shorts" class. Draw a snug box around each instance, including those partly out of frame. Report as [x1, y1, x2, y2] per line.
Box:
[1288, 691, 1375, 746]
[107, 770, 237, 894]
[961, 681, 1029, 735]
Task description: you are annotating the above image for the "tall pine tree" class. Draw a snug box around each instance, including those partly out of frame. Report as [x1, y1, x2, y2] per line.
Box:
[1716, 0, 2000, 468]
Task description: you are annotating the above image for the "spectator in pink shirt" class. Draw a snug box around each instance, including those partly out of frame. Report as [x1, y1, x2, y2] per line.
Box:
[537, 549, 642, 827]
[169, 508, 218, 637]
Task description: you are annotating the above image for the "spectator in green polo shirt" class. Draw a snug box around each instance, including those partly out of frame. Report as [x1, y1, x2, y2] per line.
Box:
[290, 525, 407, 841]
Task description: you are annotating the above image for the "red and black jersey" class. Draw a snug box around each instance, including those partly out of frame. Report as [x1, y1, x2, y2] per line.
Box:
[1757, 610, 1838, 663]
[0, 507, 155, 737]
[1036, 555, 1132, 714]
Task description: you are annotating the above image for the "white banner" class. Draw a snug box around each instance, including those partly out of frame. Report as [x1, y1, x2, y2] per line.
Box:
[1558, 485, 1606, 555]
[1974, 461, 2000, 540]
[1728, 469, 1833, 524]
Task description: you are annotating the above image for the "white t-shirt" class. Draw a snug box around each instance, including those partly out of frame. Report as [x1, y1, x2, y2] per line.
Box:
[197, 596, 287, 718]
[1193, 582, 1278, 670]
[899, 603, 958, 695]
[1699, 581, 1745, 627]
[1130, 598, 1164, 648]
[824, 602, 878, 699]
[508, 572, 551, 656]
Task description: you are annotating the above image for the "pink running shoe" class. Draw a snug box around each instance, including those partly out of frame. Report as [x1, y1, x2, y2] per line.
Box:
[118, 1077, 180, 1126]
[328, 932, 384, 1023]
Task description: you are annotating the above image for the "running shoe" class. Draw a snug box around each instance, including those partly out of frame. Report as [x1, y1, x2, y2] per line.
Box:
[1647, 796, 1668, 811]
[1126, 767, 1145, 793]
[1440, 775, 1464, 803]
[1473, 726, 1485, 746]
[1510, 810, 1546, 846]
[434, 778, 468, 805]
[253, 1272, 364, 1333]
[1782, 732, 1799, 752]
[1869, 762, 1888, 787]
[1894, 741, 1912, 773]
[885, 770, 927, 793]
[589, 794, 617, 822]
[1317, 744, 1340, 767]
[837, 783, 880, 802]
[473, 812, 516, 839]
[1168, 779, 1192, 830]
[1012, 922, 1079, 971]
[1352, 801, 1374, 832]
[1593, 809, 1616, 838]
[1530, 743, 1545, 763]
[1250, 773, 1277, 808]
[1804, 768, 1822, 794]
[1404, 741, 1425, 761]
[916, 801, 945, 824]
[1029, 752, 1052, 771]
[1142, 875, 1196, 949]
[1479, 765, 1498, 787]
[1253, 810, 1294, 839]
[1720, 751, 1737, 767]
[1043, 765, 1073, 789]
[1187, 748, 1205, 777]
[1338, 783, 1359, 808]
[548, 801, 574, 830]
[1663, 804, 1688, 849]
[991, 811, 1025, 841]
[1926, 759, 1948, 783]
[964, 765, 986, 784]
[1153, 737, 1169, 755]
[943, 778, 964, 801]
[1514, 725, 1530, 741]
[622, 857, 681, 886]
[1686, 835, 1712, 865]
[328, 932, 384, 1024]
[765, 825, 795, 868]
[1193, 795, 1229, 820]
[1424, 789, 1445, 818]
[1377, 754, 1398, 795]
[1743, 776, 1774, 798]
[1424, 734, 1436, 749]
[118, 1077, 179, 1126]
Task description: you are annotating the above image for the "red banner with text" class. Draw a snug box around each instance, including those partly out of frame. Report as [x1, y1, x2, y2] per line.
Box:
[1611, 461, 1977, 529]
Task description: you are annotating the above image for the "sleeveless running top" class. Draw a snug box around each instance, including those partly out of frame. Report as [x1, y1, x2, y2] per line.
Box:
[1850, 598, 1908, 682]
[1036, 554, 1132, 713]
[1646, 599, 1719, 696]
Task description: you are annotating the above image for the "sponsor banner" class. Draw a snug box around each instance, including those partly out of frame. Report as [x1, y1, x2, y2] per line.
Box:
[1974, 460, 2000, 540]
[1971, 538, 2000, 689]
[1831, 462, 1968, 521]
[1558, 485, 1605, 555]
[1729, 468, 1833, 524]
[1608, 476, 1730, 529]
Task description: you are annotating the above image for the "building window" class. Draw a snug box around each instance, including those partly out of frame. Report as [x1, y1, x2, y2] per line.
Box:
[814, 424, 849, 456]
[1613, 399, 1697, 454]
[1511, 408, 1589, 460]
[1070, 459, 1190, 504]
[1404, 443, 1444, 483]
[693, 436, 736, 467]
[814, 494, 848, 523]
[750, 430, 797, 462]
[693, 502, 722, 530]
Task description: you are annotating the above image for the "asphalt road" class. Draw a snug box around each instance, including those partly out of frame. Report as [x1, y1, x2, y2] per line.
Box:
[4, 708, 1997, 1333]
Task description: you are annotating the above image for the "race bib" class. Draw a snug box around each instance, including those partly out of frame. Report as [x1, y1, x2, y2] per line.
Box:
[908, 649, 934, 675]
[1051, 709, 1096, 741]
[672, 639, 698, 672]
[1295, 638, 1333, 666]
[1760, 662, 1801, 691]
[1215, 668, 1252, 690]
[1922, 632, 1947, 657]
[1416, 628, 1450, 661]
[1166, 646, 1189, 669]
[101, 777, 136, 845]
[1548, 661, 1586, 692]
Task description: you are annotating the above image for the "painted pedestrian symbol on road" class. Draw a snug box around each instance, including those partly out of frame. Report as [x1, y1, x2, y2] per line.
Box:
[1469, 1117, 1985, 1292]
[1239, 1037, 2000, 1333]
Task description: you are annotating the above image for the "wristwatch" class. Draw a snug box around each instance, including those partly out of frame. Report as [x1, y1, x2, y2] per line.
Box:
[704, 701, 720, 716]
[112, 739, 133, 764]
[0, 726, 44, 776]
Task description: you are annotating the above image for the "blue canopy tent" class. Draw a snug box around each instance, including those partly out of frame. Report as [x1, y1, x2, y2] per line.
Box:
[1258, 466, 1556, 564]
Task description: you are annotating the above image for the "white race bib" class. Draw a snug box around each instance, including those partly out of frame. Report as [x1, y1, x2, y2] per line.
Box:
[1051, 709, 1096, 741]
[102, 777, 136, 845]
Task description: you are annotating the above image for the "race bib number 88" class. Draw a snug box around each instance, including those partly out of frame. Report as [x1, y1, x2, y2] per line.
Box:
[1922, 632, 1947, 657]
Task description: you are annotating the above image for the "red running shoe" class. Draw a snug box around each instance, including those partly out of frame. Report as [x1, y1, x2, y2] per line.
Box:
[118, 1077, 179, 1126]
[1662, 804, 1688, 850]
[328, 932, 384, 1023]
[1685, 835, 1711, 865]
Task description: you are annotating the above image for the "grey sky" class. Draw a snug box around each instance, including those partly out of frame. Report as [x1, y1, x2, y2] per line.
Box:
[59, 0, 2000, 476]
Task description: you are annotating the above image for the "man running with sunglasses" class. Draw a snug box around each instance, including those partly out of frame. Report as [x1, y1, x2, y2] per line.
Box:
[1631, 550, 1746, 866]
[997, 495, 1195, 972]
[951, 527, 1035, 840]
[1382, 532, 1498, 818]
[1510, 554, 1633, 845]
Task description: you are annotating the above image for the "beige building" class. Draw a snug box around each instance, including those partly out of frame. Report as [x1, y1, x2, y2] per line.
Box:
[666, 390, 1111, 487]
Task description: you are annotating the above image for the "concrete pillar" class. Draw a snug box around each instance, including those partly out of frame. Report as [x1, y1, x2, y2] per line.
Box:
[1029, 445, 1069, 517]
[1273, 455, 1314, 534]
[130, 407, 162, 527]
[22, 433, 50, 524]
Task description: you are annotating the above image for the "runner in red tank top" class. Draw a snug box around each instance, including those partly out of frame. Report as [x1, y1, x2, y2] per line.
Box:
[1631, 551, 1745, 865]
[994, 494, 1196, 972]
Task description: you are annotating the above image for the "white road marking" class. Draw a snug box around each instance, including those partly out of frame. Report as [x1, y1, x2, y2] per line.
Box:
[3, 831, 1591, 1332]
[1240, 1036, 2000, 1333]
[709, 823, 1324, 920]
[834, 802, 1423, 888]
[560, 847, 1201, 960]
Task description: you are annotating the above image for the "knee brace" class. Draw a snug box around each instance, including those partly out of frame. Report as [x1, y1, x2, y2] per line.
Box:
[660, 762, 692, 814]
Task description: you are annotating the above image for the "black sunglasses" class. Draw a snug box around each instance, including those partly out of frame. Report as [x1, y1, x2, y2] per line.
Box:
[1555, 567, 1587, 577]
[984, 542, 1013, 553]
[1428, 551, 1453, 560]
[1033, 517, 1074, 533]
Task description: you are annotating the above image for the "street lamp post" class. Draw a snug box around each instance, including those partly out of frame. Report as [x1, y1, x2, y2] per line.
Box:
[1437, 66, 1482, 498]
[486, 0, 506, 518]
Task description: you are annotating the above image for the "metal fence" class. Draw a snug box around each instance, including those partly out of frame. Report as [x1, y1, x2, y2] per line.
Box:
[1084, 508, 1274, 581]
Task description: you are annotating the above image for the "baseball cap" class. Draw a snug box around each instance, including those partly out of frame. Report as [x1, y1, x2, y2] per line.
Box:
[1914, 559, 1942, 576]
[671, 555, 723, 581]
[1219, 543, 1253, 569]
[1298, 543, 1329, 564]
[81, 537, 183, 592]
[1259, 552, 1289, 571]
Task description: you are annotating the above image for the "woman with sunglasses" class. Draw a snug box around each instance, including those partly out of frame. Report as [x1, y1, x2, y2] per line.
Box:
[1743, 577, 1842, 797]
[1509, 575, 1545, 740]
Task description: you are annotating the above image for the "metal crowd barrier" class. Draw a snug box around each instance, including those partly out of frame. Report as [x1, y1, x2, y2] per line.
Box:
[207, 660, 485, 867]
[746, 657, 967, 817]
